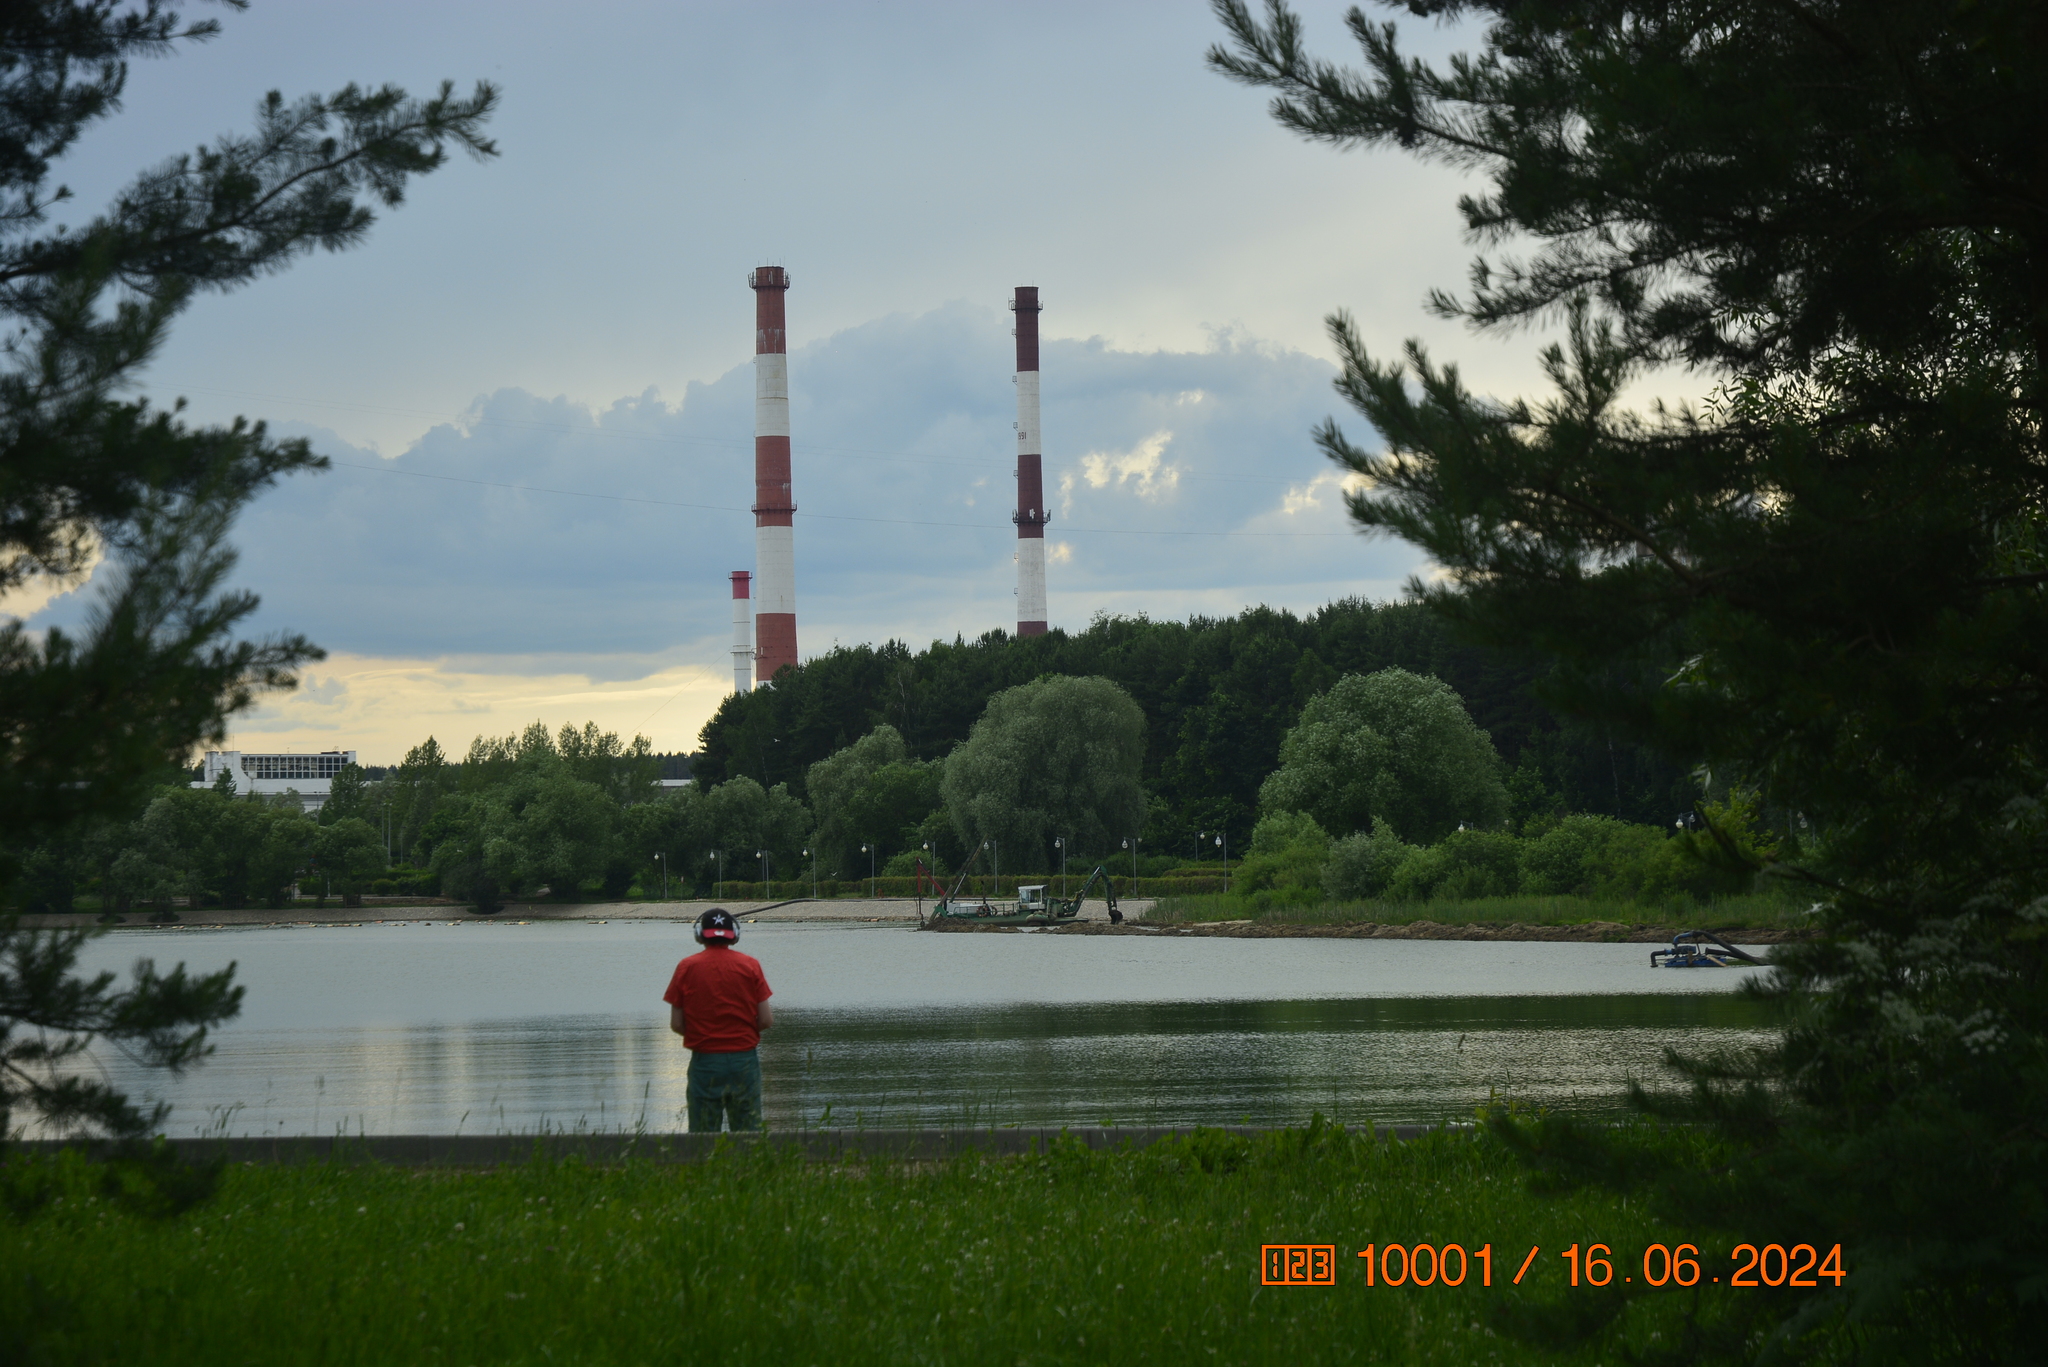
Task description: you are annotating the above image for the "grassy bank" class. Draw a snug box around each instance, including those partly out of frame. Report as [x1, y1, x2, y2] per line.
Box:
[2, 1126, 1774, 1366]
[1145, 892, 1812, 931]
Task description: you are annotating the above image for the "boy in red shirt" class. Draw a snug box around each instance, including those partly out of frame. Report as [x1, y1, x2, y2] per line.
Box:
[663, 908, 775, 1132]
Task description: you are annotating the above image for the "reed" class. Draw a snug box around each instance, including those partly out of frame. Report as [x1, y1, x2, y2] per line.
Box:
[1144, 891, 1813, 930]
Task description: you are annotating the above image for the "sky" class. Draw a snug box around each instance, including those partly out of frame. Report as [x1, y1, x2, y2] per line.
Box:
[8, 0, 1578, 764]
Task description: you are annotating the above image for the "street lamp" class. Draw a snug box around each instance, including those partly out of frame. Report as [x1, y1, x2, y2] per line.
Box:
[803, 847, 817, 899]
[1122, 836, 1139, 884]
[757, 849, 771, 900]
[861, 843, 875, 900]
[653, 852, 667, 901]
[1054, 836, 1067, 897]
[919, 841, 933, 922]
[1201, 830, 1231, 892]
[711, 849, 723, 900]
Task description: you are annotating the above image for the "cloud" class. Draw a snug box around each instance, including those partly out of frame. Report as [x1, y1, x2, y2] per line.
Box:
[228, 653, 734, 760]
[27, 303, 1430, 759]
[1278, 470, 1372, 518]
[1072, 430, 1182, 505]
[0, 539, 102, 626]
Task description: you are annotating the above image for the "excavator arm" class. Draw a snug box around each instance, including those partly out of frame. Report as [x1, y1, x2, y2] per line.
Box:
[1057, 864, 1123, 924]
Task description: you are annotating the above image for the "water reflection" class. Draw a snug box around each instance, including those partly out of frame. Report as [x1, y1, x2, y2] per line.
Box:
[74, 922, 1776, 1135]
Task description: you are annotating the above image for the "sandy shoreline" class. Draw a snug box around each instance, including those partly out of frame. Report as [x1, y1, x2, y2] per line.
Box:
[18, 899, 1805, 943]
[17, 897, 943, 929]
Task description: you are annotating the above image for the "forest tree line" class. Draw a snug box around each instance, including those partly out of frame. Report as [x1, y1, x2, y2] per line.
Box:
[696, 597, 1694, 852]
[7, 601, 1711, 914]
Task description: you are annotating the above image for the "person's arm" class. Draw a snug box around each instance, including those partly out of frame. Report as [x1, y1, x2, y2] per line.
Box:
[756, 998, 774, 1031]
[669, 1004, 687, 1037]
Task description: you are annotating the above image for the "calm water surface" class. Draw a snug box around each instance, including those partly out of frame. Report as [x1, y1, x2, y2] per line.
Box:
[72, 920, 1776, 1135]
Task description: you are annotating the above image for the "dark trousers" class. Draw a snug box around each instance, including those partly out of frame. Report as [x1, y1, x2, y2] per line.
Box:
[687, 1048, 763, 1132]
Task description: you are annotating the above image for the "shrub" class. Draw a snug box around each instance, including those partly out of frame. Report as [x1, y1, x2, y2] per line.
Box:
[1388, 828, 1521, 901]
[1232, 812, 1331, 903]
[1519, 815, 1646, 896]
[1321, 826, 1414, 900]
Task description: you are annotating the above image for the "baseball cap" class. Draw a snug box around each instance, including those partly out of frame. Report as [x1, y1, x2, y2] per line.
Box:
[694, 908, 740, 945]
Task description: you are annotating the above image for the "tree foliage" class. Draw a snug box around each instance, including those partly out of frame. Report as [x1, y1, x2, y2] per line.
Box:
[1, 919, 242, 1139]
[805, 724, 936, 879]
[1258, 667, 1507, 842]
[939, 675, 1148, 872]
[1231, 809, 1330, 903]
[1213, 0, 2048, 1356]
[696, 599, 1691, 857]
[0, 2, 495, 1139]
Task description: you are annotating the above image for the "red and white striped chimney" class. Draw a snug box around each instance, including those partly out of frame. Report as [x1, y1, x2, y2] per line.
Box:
[729, 570, 752, 694]
[1010, 285, 1048, 636]
[749, 266, 798, 681]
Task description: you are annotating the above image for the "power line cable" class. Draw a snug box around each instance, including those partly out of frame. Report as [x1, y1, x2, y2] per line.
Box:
[141, 380, 1339, 489]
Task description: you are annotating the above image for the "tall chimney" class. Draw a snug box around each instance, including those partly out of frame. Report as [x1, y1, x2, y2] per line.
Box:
[1011, 285, 1048, 636]
[729, 570, 753, 694]
[749, 266, 798, 682]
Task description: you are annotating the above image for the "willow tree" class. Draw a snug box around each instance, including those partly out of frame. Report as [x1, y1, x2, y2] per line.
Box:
[1258, 667, 1507, 842]
[941, 676, 1147, 873]
[1214, 0, 2047, 1358]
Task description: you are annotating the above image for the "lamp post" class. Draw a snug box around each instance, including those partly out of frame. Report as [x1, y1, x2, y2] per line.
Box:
[757, 849, 771, 901]
[712, 849, 723, 901]
[861, 843, 875, 900]
[918, 841, 933, 921]
[1202, 830, 1231, 892]
[1054, 836, 1066, 897]
[803, 847, 817, 900]
[654, 852, 667, 901]
[1122, 836, 1139, 885]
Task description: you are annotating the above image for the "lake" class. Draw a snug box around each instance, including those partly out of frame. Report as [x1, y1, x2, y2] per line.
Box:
[67, 920, 1777, 1136]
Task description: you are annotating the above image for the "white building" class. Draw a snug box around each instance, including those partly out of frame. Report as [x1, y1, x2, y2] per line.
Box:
[194, 750, 358, 813]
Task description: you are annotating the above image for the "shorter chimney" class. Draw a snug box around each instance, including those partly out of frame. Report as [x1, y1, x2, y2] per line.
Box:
[730, 571, 753, 694]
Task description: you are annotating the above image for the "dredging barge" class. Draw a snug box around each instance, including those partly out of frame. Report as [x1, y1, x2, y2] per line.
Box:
[920, 840, 1122, 927]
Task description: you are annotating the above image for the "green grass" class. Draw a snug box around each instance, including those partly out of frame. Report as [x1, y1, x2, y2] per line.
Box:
[1145, 892, 1814, 931]
[2, 1126, 1788, 1366]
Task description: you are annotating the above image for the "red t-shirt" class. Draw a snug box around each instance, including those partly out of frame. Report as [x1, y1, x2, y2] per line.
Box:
[662, 946, 772, 1052]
